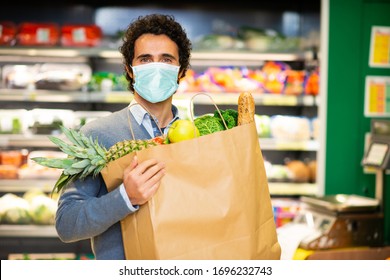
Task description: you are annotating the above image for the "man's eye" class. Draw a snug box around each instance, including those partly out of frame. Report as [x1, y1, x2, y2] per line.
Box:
[161, 58, 173, 63]
[140, 58, 152, 63]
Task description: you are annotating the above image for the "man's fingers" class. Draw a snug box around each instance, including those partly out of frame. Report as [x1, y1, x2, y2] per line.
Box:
[124, 156, 138, 173]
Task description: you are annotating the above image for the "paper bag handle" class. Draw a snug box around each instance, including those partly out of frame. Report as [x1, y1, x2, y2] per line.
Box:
[189, 93, 229, 130]
[127, 102, 164, 140]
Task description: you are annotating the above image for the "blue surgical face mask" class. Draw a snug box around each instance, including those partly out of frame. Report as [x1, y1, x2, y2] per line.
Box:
[131, 62, 180, 103]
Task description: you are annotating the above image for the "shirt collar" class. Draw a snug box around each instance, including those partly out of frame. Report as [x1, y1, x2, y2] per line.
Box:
[129, 99, 180, 127]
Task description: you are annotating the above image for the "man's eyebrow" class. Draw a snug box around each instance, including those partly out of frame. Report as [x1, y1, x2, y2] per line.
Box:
[161, 53, 177, 60]
[134, 53, 177, 60]
[135, 54, 152, 60]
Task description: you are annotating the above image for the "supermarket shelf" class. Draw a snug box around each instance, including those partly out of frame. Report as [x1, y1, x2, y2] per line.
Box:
[0, 89, 318, 106]
[0, 134, 65, 148]
[175, 92, 317, 106]
[0, 46, 309, 63]
[0, 179, 57, 193]
[268, 182, 318, 196]
[259, 138, 319, 151]
[0, 224, 57, 237]
[0, 178, 317, 196]
[0, 133, 319, 151]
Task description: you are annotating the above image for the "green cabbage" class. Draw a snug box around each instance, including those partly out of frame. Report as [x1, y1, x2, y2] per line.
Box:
[194, 115, 224, 136]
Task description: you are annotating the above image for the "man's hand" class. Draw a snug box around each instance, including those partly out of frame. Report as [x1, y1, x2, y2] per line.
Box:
[123, 156, 166, 206]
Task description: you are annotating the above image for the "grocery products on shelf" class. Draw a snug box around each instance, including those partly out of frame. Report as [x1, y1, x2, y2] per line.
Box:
[194, 26, 301, 52]
[60, 24, 103, 47]
[2, 63, 92, 91]
[270, 115, 311, 141]
[0, 21, 102, 47]
[272, 198, 301, 227]
[0, 21, 16, 45]
[177, 62, 319, 96]
[264, 158, 317, 183]
[0, 189, 58, 225]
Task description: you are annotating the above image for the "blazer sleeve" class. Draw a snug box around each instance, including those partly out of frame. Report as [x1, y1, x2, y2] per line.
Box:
[55, 173, 135, 242]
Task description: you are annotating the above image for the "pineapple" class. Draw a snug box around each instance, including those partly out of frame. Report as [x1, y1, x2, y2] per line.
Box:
[32, 126, 164, 194]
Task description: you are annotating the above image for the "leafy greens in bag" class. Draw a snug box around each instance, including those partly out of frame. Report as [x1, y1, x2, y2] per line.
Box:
[194, 115, 225, 136]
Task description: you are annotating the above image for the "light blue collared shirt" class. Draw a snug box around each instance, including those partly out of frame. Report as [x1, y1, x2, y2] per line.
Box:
[119, 100, 180, 210]
[129, 99, 180, 137]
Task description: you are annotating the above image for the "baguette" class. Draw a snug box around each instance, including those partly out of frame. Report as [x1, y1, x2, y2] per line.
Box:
[237, 92, 255, 125]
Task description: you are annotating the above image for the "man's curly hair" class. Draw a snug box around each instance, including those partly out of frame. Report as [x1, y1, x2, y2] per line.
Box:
[119, 14, 192, 92]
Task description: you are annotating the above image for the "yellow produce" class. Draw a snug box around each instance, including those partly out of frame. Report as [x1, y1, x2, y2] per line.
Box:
[168, 119, 200, 143]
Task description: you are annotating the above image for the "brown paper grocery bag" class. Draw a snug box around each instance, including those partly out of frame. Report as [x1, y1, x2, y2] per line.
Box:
[101, 121, 281, 260]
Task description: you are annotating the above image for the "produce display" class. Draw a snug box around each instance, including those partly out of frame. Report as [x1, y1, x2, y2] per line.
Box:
[0, 109, 110, 135]
[0, 62, 319, 95]
[177, 62, 319, 96]
[31, 92, 255, 194]
[195, 26, 301, 52]
[0, 110, 27, 134]
[0, 104, 317, 184]
[270, 115, 312, 141]
[0, 189, 58, 225]
[264, 159, 317, 183]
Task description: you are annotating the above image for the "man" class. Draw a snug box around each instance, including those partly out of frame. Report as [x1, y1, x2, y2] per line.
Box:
[55, 14, 192, 259]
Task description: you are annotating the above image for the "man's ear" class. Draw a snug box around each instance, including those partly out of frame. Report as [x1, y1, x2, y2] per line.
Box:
[125, 65, 133, 79]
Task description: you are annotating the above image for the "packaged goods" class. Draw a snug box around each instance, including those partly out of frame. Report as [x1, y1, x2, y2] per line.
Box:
[2, 65, 39, 89]
[285, 160, 311, 183]
[16, 22, 59, 46]
[0, 165, 18, 179]
[304, 68, 320, 96]
[2, 63, 91, 91]
[262, 61, 289, 94]
[0, 21, 16, 45]
[18, 150, 66, 179]
[28, 108, 75, 135]
[270, 115, 311, 141]
[0, 109, 28, 134]
[35, 63, 92, 91]
[254, 114, 271, 138]
[61, 24, 102, 47]
[1, 150, 24, 167]
[284, 70, 306, 95]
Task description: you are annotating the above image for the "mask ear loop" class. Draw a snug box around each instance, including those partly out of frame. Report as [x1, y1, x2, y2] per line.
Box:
[127, 102, 164, 140]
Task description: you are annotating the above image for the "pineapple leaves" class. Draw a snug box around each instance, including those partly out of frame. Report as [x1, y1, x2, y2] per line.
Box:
[31, 157, 75, 169]
[62, 125, 87, 148]
[33, 125, 164, 194]
[52, 172, 79, 195]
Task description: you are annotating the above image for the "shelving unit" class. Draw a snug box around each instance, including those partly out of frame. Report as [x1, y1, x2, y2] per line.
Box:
[0, 47, 319, 255]
[0, 47, 319, 191]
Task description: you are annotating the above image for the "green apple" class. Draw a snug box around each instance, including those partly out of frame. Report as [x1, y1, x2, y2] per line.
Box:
[167, 119, 200, 143]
